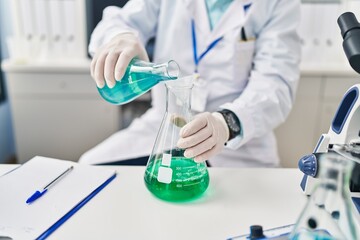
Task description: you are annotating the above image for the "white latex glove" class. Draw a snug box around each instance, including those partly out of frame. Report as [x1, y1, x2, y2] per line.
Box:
[90, 33, 149, 88]
[177, 112, 230, 163]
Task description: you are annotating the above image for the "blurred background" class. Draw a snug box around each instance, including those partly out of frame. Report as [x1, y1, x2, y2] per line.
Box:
[0, 0, 360, 167]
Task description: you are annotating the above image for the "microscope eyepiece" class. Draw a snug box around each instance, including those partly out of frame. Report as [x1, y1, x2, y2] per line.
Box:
[338, 12, 360, 38]
[338, 12, 360, 74]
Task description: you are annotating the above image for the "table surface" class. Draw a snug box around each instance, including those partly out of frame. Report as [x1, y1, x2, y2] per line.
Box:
[0, 165, 307, 240]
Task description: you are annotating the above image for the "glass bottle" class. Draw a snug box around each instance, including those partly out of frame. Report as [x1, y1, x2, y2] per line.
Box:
[290, 153, 360, 240]
[98, 59, 180, 105]
[144, 75, 210, 202]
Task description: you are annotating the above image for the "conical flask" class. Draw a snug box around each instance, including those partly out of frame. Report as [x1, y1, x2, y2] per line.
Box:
[98, 59, 180, 105]
[144, 76, 210, 202]
[290, 153, 360, 240]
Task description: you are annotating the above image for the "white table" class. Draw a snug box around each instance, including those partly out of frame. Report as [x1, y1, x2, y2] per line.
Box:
[0, 165, 307, 240]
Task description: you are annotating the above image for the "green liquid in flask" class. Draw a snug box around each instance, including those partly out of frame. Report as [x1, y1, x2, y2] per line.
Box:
[98, 59, 178, 105]
[144, 157, 209, 202]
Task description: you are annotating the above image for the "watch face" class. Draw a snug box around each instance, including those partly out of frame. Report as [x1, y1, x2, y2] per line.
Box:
[227, 113, 240, 132]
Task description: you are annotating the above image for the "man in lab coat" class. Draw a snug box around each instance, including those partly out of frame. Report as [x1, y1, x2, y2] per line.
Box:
[80, 0, 301, 167]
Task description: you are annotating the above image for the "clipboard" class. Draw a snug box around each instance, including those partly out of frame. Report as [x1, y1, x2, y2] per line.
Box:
[0, 156, 117, 239]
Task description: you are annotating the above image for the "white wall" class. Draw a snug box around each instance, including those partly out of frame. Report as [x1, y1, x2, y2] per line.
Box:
[0, 0, 16, 163]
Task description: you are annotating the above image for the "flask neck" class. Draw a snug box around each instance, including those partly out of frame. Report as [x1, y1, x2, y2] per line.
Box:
[128, 59, 180, 81]
[153, 60, 180, 80]
[165, 77, 194, 127]
[166, 86, 192, 122]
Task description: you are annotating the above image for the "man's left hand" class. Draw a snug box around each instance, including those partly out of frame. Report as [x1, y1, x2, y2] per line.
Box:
[177, 112, 229, 163]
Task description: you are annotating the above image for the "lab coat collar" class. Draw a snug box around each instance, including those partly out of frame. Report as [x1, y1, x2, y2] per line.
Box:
[183, 0, 253, 44]
[209, 0, 249, 43]
[184, 0, 211, 36]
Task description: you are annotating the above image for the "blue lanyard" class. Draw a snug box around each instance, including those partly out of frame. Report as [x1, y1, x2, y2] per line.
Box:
[191, 19, 223, 73]
[244, 3, 252, 13]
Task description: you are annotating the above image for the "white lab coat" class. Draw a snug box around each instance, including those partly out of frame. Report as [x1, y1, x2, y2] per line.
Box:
[80, 0, 301, 167]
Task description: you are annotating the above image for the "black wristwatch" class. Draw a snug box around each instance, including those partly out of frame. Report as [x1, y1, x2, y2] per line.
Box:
[217, 109, 241, 141]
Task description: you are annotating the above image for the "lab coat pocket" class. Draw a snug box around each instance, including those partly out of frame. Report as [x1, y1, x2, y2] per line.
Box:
[233, 40, 256, 86]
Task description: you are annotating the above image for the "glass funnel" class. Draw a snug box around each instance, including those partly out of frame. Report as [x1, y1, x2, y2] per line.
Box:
[98, 58, 180, 105]
[144, 75, 210, 202]
[290, 153, 360, 240]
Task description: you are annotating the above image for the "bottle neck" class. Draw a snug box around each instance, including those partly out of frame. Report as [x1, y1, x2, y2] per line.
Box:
[128, 59, 180, 80]
[153, 60, 180, 80]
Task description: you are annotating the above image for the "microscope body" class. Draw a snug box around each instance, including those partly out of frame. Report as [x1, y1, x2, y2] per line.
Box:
[300, 84, 360, 194]
[299, 12, 360, 194]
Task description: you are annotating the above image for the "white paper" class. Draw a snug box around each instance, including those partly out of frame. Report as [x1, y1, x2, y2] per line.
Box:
[0, 156, 116, 240]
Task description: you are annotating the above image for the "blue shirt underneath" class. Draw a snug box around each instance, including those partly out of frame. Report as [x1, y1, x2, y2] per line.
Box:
[205, 0, 234, 30]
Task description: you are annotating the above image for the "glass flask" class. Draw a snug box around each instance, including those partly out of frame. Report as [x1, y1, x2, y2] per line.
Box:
[290, 153, 360, 240]
[144, 75, 210, 202]
[332, 143, 360, 192]
[98, 58, 180, 105]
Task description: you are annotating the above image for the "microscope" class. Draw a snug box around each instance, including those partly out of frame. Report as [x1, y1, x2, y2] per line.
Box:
[226, 12, 360, 240]
[298, 12, 360, 206]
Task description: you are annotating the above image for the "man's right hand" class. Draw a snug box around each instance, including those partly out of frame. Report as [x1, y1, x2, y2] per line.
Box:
[91, 33, 149, 89]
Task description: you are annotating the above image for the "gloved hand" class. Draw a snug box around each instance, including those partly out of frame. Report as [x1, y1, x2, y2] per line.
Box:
[177, 112, 229, 163]
[90, 32, 149, 88]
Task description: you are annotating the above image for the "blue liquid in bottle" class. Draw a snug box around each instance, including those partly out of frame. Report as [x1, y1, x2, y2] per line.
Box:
[98, 59, 179, 105]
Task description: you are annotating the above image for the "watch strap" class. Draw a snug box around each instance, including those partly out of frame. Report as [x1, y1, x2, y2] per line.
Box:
[217, 109, 241, 141]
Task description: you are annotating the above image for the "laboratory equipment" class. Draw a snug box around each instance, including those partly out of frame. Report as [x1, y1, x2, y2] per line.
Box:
[231, 152, 360, 240]
[228, 224, 294, 240]
[144, 76, 210, 202]
[299, 12, 360, 195]
[292, 153, 360, 240]
[98, 59, 180, 105]
[338, 12, 360, 74]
